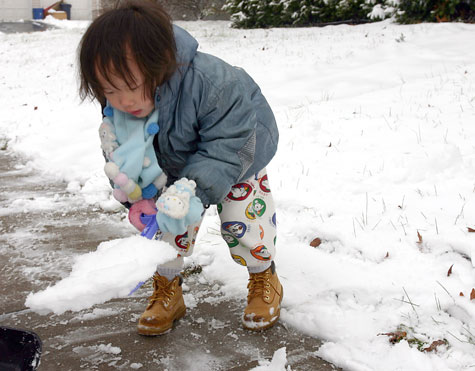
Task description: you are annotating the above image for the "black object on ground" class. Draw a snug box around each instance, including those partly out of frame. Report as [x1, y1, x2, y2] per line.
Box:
[0, 326, 42, 371]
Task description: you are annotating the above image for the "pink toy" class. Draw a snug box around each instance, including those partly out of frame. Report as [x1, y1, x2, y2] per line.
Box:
[128, 199, 158, 231]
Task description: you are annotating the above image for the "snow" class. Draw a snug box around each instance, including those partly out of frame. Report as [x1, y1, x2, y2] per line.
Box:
[96, 343, 121, 355]
[25, 236, 177, 314]
[71, 308, 120, 322]
[250, 347, 288, 371]
[1, 18, 475, 370]
[73, 343, 121, 356]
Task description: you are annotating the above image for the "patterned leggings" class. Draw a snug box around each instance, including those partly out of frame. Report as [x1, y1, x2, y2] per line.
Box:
[158, 168, 277, 270]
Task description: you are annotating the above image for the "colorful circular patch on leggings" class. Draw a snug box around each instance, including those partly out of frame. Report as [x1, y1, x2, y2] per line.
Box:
[245, 202, 257, 220]
[175, 232, 190, 252]
[251, 244, 271, 261]
[217, 203, 223, 214]
[259, 174, 270, 193]
[252, 198, 266, 217]
[191, 226, 199, 246]
[270, 212, 277, 228]
[232, 254, 247, 266]
[221, 221, 247, 238]
[222, 233, 239, 248]
[227, 183, 253, 201]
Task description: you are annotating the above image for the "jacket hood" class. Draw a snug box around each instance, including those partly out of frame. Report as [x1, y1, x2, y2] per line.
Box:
[155, 25, 198, 108]
[173, 25, 199, 75]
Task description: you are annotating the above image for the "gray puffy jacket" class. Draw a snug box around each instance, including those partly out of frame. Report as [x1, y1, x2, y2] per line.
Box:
[151, 25, 278, 205]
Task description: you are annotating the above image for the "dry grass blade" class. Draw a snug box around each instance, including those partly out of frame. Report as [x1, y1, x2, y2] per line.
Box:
[447, 264, 454, 277]
[417, 231, 422, 244]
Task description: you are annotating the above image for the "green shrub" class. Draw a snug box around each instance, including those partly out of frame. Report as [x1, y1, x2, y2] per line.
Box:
[396, 0, 475, 23]
[283, 0, 328, 25]
[336, 0, 374, 21]
[224, 0, 286, 28]
[223, 0, 475, 28]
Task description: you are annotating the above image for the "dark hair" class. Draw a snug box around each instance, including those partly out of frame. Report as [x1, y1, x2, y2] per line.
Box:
[78, 0, 177, 105]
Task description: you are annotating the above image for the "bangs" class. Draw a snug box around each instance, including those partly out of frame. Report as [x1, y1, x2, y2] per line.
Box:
[95, 41, 140, 92]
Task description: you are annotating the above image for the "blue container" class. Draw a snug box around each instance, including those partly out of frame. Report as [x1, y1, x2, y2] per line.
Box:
[32, 8, 44, 20]
[59, 3, 72, 20]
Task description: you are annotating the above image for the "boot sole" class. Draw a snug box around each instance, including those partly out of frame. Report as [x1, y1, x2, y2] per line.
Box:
[242, 285, 284, 331]
[137, 306, 186, 336]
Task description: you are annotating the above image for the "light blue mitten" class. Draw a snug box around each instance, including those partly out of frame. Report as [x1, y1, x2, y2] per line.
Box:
[155, 178, 204, 235]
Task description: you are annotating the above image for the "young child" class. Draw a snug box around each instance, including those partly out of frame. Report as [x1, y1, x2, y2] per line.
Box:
[79, 0, 282, 335]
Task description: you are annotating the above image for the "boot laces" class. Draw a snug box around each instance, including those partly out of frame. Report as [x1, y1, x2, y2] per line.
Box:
[248, 270, 271, 301]
[148, 274, 175, 307]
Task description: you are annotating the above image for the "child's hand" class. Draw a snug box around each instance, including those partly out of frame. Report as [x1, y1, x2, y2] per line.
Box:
[128, 199, 157, 232]
[155, 178, 204, 235]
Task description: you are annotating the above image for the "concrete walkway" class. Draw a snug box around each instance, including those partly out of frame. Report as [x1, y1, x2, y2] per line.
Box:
[0, 150, 338, 370]
[0, 21, 56, 34]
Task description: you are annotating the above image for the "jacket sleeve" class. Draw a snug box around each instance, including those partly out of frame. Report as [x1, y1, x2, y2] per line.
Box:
[179, 78, 258, 206]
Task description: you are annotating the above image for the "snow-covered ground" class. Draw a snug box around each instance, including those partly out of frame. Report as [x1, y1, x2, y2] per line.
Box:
[1, 16, 475, 371]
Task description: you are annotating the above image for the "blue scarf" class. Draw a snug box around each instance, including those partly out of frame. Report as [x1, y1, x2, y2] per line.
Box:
[102, 104, 163, 200]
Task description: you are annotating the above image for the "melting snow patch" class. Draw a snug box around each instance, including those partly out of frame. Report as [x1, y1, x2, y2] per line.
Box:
[73, 343, 121, 356]
[72, 308, 120, 322]
[251, 347, 289, 371]
[96, 343, 121, 355]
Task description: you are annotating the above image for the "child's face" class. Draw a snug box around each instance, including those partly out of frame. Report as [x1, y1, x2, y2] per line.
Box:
[97, 57, 155, 118]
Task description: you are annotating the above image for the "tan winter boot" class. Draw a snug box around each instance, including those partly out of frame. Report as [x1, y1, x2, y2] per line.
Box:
[137, 273, 186, 336]
[243, 261, 283, 331]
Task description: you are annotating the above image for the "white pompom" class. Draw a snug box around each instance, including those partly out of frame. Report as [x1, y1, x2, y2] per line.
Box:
[153, 172, 168, 190]
[104, 162, 120, 179]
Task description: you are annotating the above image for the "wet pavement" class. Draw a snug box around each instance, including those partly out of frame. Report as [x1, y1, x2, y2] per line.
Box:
[0, 21, 56, 34]
[0, 149, 338, 370]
